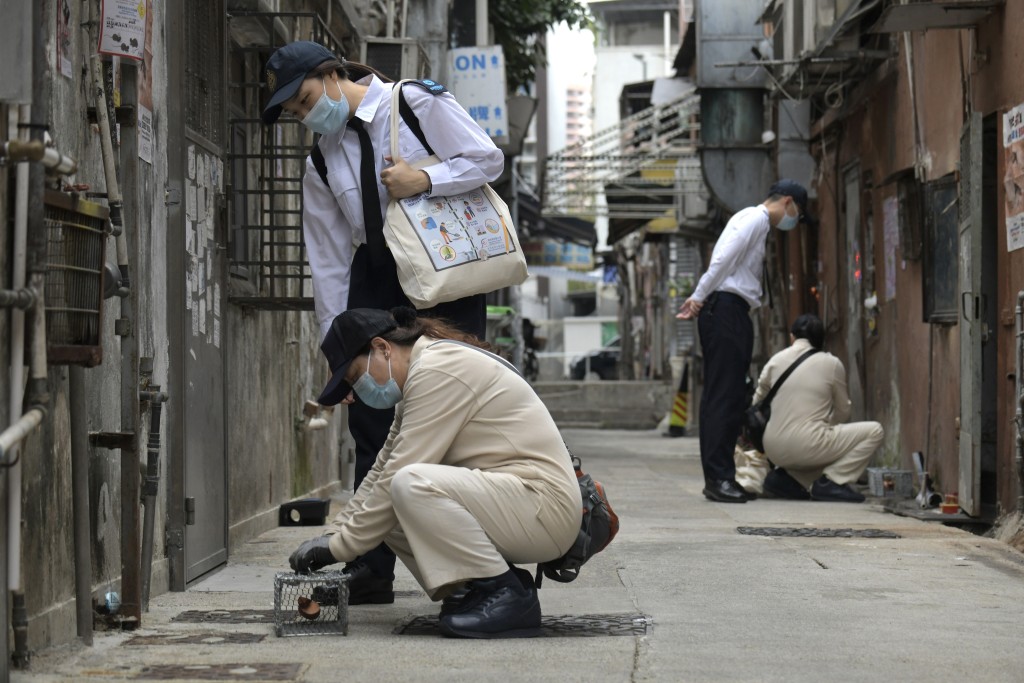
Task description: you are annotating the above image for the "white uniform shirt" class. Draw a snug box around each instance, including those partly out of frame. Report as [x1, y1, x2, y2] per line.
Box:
[690, 205, 771, 309]
[302, 75, 505, 340]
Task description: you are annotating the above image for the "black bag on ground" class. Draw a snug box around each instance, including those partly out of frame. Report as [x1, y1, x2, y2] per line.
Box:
[536, 456, 620, 587]
[741, 348, 819, 453]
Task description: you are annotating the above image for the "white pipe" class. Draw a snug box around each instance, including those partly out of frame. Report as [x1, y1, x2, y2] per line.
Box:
[476, 0, 487, 46]
[664, 10, 671, 76]
[7, 104, 30, 592]
[0, 410, 44, 465]
[386, 0, 395, 38]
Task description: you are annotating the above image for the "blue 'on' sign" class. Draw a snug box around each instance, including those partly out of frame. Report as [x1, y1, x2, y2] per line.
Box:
[454, 54, 488, 71]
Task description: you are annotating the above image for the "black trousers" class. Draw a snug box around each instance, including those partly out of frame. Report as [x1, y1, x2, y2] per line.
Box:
[345, 245, 486, 578]
[697, 291, 753, 484]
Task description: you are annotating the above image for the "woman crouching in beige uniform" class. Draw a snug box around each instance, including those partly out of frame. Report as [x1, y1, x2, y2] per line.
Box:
[289, 306, 582, 638]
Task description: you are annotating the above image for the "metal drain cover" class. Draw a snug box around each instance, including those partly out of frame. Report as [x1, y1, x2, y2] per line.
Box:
[737, 526, 901, 538]
[131, 663, 301, 680]
[124, 631, 266, 646]
[172, 609, 276, 624]
[396, 613, 651, 637]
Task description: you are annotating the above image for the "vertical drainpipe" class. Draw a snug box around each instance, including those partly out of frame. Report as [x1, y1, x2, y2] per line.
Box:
[11, 0, 52, 666]
[69, 367, 93, 645]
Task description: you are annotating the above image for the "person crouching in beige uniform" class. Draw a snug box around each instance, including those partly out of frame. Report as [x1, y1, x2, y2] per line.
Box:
[755, 313, 884, 502]
[289, 307, 582, 639]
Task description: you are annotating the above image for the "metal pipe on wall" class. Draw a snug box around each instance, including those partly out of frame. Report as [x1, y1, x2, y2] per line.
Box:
[69, 367, 93, 645]
[139, 386, 167, 610]
[86, 0, 141, 625]
[12, 0, 53, 663]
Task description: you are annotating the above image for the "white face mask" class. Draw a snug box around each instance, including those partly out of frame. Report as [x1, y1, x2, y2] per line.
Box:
[777, 202, 799, 231]
[302, 77, 350, 135]
[352, 349, 403, 409]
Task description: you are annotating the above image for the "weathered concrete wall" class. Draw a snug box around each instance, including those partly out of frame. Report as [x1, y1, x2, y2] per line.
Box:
[806, 7, 1024, 513]
[3, 0, 345, 653]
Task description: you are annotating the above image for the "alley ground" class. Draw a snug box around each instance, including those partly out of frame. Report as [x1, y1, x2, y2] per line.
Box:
[14, 428, 1024, 682]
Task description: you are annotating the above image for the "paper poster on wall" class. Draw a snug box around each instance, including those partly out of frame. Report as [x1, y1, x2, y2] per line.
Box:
[1003, 102, 1024, 252]
[137, 0, 154, 164]
[57, 0, 73, 78]
[883, 196, 898, 302]
[98, 0, 146, 60]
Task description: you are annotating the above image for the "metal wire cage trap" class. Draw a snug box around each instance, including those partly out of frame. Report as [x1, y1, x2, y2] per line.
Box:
[273, 571, 349, 637]
[43, 190, 109, 366]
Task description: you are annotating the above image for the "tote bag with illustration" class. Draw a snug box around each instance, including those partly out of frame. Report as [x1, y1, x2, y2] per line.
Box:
[383, 80, 529, 308]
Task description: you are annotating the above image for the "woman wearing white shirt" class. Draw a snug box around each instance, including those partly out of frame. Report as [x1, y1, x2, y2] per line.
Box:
[262, 41, 504, 604]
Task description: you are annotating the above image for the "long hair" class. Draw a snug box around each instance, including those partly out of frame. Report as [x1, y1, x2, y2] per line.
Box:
[358, 307, 489, 355]
[309, 58, 393, 84]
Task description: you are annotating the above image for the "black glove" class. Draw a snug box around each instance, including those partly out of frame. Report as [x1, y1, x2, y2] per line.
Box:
[289, 536, 338, 574]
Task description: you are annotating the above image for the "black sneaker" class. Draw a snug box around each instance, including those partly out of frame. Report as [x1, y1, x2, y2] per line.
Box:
[810, 476, 865, 503]
[438, 570, 541, 639]
[440, 566, 534, 617]
[763, 468, 811, 500]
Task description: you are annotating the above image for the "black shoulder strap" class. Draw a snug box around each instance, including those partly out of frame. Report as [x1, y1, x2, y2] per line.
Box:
[310, 138, 330, 189]
[397, 81, 439, 157]
[762, 348, 819, 406]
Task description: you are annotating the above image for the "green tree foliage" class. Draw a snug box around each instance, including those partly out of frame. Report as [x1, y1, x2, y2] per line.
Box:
[490, 0, 592, 90]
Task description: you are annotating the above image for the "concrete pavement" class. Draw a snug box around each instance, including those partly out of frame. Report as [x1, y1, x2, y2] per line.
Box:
[15, 428, 1024, 682]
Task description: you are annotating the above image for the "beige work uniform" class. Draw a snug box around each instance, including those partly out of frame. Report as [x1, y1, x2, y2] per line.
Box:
[753, 338, 884, 490]
[327, 337, 582, 598]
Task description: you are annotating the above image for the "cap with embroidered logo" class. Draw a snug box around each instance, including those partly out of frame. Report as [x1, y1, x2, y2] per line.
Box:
[262, 41, 340, 125]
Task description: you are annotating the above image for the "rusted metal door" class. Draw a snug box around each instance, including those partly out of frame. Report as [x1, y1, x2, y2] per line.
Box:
[959, 112, 983, 516]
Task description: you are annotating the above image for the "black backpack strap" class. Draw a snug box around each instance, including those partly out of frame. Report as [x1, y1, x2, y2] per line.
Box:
[397, 80, 443, 157]
[762, 348, 819, 407]
[310, 137, 330, 189]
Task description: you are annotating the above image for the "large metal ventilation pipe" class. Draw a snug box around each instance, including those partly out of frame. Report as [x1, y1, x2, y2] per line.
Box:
[695, 0, 773, 213]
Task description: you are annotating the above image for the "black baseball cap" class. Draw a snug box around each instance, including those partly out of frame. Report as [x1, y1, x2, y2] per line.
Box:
[317, 309, 398, 406]
[768, 179, 817, 227]
[262, 41, 339, 125]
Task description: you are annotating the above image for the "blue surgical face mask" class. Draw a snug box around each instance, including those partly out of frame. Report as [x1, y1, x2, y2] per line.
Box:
[302, 77, 349, 136]
[352, 349, 403, 409]
[777, 202, 799, 231]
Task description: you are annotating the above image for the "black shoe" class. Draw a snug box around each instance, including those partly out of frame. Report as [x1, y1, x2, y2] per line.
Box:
[311, 562, 394, 605]
[441, 566, 534, 617]
[702, 479, 749, 503]
[810, 476, 866, 503]
[763, 468, 811, 500]
[438, 570, 541, 639]
[439, 584, 472, 616]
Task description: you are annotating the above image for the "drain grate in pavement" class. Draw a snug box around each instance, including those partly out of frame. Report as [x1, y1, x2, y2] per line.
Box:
[124, 631, 266, 646]
[172, 609, 276, 624]
[130, 663, 301, 680]
[396, 613, 651, 637]
[737, 526, 901, 538]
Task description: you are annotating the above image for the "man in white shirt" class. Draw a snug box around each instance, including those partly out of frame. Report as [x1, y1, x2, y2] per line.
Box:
[677, 180, 813, 503]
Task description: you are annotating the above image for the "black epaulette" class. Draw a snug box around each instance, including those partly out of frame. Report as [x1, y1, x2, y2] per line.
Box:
[404, 79, 448, 95]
